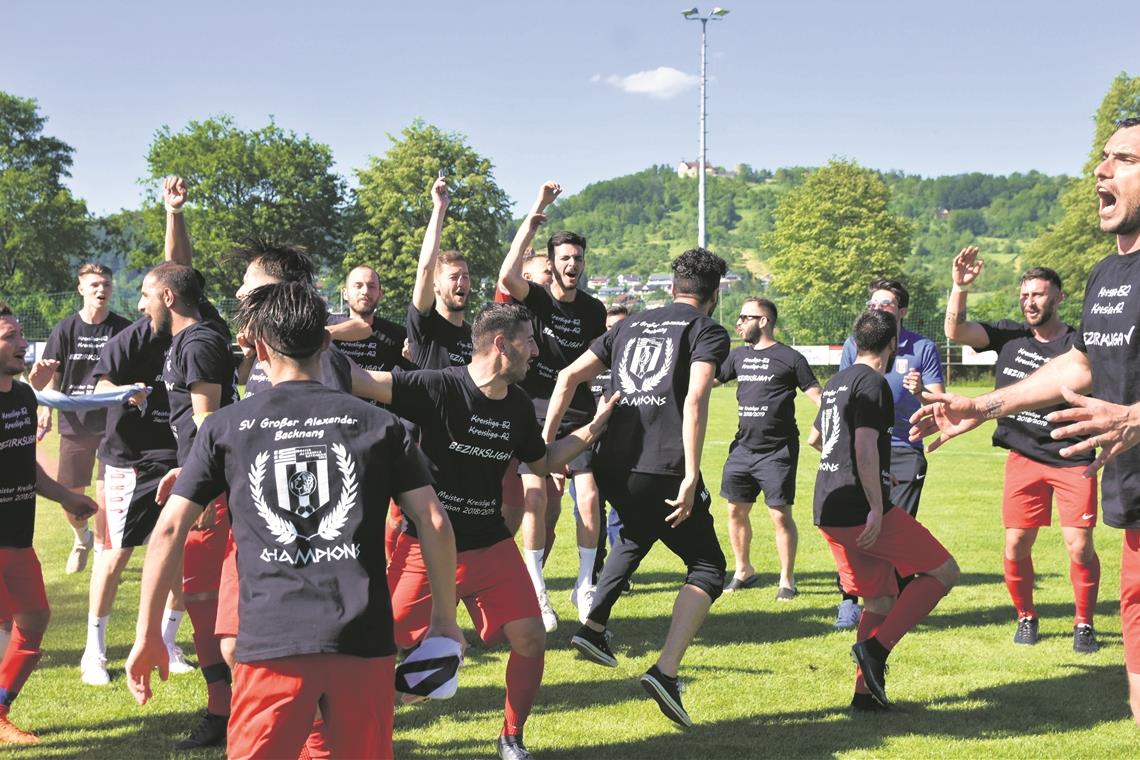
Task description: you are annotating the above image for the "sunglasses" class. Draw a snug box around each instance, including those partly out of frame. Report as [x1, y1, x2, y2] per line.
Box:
[737, 314, 763, 322]
[866, 298, 898, 308]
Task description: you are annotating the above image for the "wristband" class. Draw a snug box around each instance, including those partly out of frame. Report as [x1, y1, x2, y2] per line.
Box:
[165, 201, 184, 215]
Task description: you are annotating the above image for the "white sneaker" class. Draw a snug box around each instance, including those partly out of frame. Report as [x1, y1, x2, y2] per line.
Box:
[537, 590, 558, 633]
[835, 599, 862, 630]
[574, 585, 596, 624]
[167, 645, 196, 675]
[80, 652, 110, 686]
[66, 529, 94, 575]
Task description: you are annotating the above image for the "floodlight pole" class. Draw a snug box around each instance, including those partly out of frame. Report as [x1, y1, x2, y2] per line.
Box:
[684, 7, 727, 249]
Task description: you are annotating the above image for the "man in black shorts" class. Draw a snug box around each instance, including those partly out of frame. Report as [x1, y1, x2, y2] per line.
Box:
[547, 248, 731, 728]
[718, 297, 821, 598]
[500, 181, 608, 631]
[126, 282, 461, 758]
[35, 263, 131, 573]
[814, 309, 959, 710]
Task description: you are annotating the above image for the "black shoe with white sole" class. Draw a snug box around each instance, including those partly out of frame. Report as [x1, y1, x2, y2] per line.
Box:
[640, 665, 692, 728]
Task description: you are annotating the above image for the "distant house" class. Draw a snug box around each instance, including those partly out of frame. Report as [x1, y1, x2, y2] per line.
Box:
[618, 273, 642, 286]
[588, 275, 609, 289]
[935, 207, 951, 220]
[646, 273, 673, 289]
[676, 160, 715, 179]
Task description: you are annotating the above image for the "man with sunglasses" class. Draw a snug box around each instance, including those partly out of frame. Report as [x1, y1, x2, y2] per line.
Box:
[832, 279, 944, 628]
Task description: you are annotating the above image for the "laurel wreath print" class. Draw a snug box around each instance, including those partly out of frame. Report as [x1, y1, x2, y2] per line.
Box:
[248, 445, 358, 543]
[250, 451, 299, 544]
[820, 406, 841, 461]
[617, 338, 675, 395]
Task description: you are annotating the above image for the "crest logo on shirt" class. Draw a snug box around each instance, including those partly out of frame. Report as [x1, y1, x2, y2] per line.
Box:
[249, 443, 358, 544]
[617, 336, 674, 394]
[819, 406, 841, 460]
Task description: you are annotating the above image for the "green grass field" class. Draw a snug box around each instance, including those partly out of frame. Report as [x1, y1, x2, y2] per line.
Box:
[12, 384, 1138, 758]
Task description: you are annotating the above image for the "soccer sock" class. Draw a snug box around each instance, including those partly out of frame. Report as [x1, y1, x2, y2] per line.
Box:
[0, 626, 44, 712]
[84, 615, 109, 657]
[1003, 556, 1035, 618]
[1071, 554, 1101, 626]
[576, 546, 597, 592]
[186, 599, 231, 716]
[853, 610, 886, 695]
[72, 524, 89, 543]
[161, 608, 184, 652]
[523, 549, 547, 596]
[872, 575, 950, 651]
[503, 651, 544, 737]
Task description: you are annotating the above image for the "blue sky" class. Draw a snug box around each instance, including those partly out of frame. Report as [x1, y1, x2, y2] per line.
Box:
[1, 1, 1131, 215]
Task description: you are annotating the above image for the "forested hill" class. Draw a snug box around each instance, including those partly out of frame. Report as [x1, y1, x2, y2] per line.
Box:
[539, 164, 1070, 305]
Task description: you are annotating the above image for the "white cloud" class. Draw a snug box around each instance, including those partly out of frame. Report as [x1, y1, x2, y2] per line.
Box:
[599, 66, 698, 99]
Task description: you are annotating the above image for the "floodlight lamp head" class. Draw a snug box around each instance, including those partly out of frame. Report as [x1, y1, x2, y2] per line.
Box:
[681, 7, 699, 18]
[711, 7, 729, 18]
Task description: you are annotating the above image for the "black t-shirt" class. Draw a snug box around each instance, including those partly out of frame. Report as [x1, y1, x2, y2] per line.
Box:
[590, 301, 730, 476]
[812, 364, 895, 527]
[0, 382, 38, 548]
[588, 367, 612, 401]
[93, 318, 177, 468]
[390, 367, 546, 552]
[164, 321, 237, 465]
[521, 284, 607, 427]
[1076, 250, 1140, 528]
[245, 345, 354, 398]
[171, 381, 433, 662]
[981, 320, 1092, 467]
[406, 302, 472, 370]
[328, 314, 412, 373]
[718, 342, 820, 453]
[42, 311, 132, 436]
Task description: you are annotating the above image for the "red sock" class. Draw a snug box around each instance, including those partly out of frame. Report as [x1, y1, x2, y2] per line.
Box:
[186, 599, 231, 717]
[1004, 556, 1035, 618]
[503, 651, 544, 736]
[873, 575, 950, 650]
[0, 626, 44, 710]
[1071, 554, 1100, 626]
[854, 611, 886, 694]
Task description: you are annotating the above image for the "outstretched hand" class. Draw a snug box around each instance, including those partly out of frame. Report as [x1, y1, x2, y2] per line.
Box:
[125, 636, 169, 705]
[1047, 385, 1140, 476]
[908, 390, 985, 452]
[952, 246, 984, 288]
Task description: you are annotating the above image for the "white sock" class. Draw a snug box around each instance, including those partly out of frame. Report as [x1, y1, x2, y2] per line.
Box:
[577, 546, 597, 591]
[85, 615, 108, 658]
[161, 608, 184, 651]
[73, 524, 90, 543]
[524, 548, 547, 596]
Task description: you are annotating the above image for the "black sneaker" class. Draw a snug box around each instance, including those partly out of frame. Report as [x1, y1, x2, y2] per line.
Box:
[1013, 615, 1039, 645]
[496, 731, 534, 760]
[640, 665, 692, 728]
[173, 710, 227, 750]
[1073, 624, 1100, 653]
[849, 692, 890, 713]
[571, 625, 617, 667]
[775, 586, 798, 602]
[851, 641, 890, 707]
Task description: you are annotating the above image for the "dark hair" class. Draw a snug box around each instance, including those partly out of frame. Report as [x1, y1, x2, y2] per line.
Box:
[853, 309, 897, 354]
[672, 247, 727, 303]
[744, 297, 777, 323]
[236, 282, 329, 359]
[471, 302, 533, 352]
[0, 302, 11, 318]
[149, 263, 202, 306]
[78, 263, 113, 279]
[547, 231, 587, 258]
[606, 304, 630, 318]
[436, 250, 468, 272]
[868, 278, 909, 309]
[1115, 117, 1140, 130]
[229, 241, 315, 286]
[1020, 266, 1063, 291]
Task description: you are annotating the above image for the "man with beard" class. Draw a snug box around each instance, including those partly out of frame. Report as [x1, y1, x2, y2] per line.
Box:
[407, 176, 473, 370]
[352, 302, 617, 760]
[329, 265, 412, 379]
[34, 263, 131, 573]
[910, 117, 1140, 724]
[718, 297, 821, 599]
[0, 304, 98, 744]
[499, 181, 608, 631]
[944, 250, 1100, 651]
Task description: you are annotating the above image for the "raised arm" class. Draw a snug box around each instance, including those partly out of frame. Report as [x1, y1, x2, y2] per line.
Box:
[944, 246, 990, 347]
[411, 177, 450, 313]
[499, 181, 561, 302]
[163, 176, 192, 265]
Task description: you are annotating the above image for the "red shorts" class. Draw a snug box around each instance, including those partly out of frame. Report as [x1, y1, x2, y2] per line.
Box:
[0, 548, 49, 618]
[1002, 450, 1097, 529]
[1122, 530, 1140, 674]
[820, 508, 953, 598]
[230, 653, 394, 760]
[215, 532, 239, 638]
[388, 535, 540, 649]
[182, 498, 230, 595]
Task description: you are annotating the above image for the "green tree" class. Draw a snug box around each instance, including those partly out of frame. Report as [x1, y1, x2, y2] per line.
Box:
[764, 160, 912, 342]
[1024, 72, 1140, 323]
[142, 115, 347, 297]
[349, 120, 511, 305]
[0, 92, 89, 293]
